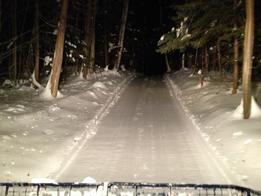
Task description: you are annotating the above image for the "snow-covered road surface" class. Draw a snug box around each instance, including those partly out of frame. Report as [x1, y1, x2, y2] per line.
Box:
[57, 76, 235, 184]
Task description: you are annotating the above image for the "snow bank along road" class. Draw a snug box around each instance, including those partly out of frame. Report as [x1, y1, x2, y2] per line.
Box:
[57, 76, 240, 185]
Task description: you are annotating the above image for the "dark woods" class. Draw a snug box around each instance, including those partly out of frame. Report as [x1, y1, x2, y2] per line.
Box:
[0, 0, 133, 90]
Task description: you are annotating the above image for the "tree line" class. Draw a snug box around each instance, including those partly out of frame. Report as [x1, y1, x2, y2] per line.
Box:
[0, 0, 130, 97]
[157, 0, 257, 119]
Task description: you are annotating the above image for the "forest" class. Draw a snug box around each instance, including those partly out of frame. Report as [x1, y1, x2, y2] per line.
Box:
[0, 0, 260, 118]
[0, 0, 261, 188]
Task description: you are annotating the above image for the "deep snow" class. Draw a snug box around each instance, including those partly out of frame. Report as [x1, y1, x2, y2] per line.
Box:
[167, 70, 261, 190]
[0, 71, 133, 182]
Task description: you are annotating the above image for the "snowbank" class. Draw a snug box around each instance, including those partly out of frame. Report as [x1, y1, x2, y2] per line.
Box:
[233, 97, 261, 119]
[167, 70, 261, 190]
[0, 72, 134, 182]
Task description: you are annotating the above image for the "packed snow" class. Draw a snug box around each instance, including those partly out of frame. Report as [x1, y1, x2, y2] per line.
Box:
[57, 76, 235, 186]
[0, 69, 260, 192]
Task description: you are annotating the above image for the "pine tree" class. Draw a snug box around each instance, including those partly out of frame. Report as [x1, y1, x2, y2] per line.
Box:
[157, 0, 244, 78]
[242, 0, 254, 119]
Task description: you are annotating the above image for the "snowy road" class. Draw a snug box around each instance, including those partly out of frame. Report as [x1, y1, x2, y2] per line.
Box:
[57, 76, 233, 184]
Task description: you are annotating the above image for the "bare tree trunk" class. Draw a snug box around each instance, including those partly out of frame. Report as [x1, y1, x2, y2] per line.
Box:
[217, 40, 222, 80]
[0, 0, 1, 33]
[0, 0, 2, 65]
[232, 0, 239, 94]
[242, 0, 254, 119]
[193, 48, 198, 74]
[90, 0, 96, 69]
[201, 48, 204, 71]
[103, 0, 109, 67]
[204, 46, 209, 76]
[83, 0, 96, 78]
[232, 29, 239, 94]
[181, 52, 185, 69]
[83, 0, 91, 78]
[49, 0, 69, 97]
[212, 46, 217, 71]
[114, 0, 129, 71]
[33, 0, 40, 83]
[10, 0, 17, 85]
[165, 54, 171, 73]
[104, 31, 109, 67]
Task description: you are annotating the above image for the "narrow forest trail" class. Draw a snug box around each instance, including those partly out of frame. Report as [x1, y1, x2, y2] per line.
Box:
[56, 76, 235, 184]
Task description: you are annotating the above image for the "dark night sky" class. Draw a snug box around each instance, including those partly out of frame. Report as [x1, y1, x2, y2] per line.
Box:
[127, 0, 174, 75]
[0, 0, 176, 78]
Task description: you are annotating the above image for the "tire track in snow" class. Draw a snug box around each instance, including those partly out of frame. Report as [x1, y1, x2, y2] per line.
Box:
[165, 75, 242, 186]
[51, 74, 136, 180]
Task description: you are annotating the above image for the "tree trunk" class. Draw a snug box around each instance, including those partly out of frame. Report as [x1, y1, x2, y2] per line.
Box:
[204, 46, 209, 76]
[212, 46, 217, 71]
[232, 30, 239, 94]
[232, 0, 239, 94]
[217, 40, 222, 80]
[165, 54, 171, 72]
[103, 0, 109, 67]
[83, 0, 96, 78]
[0, 0, 2, 65]
[9, 0, 17, 85]
[49, 0, 69, 97]
[242, 0, 254, 119]
[181, 52, 185, 69]
[201, 48, 204, 71]
[83, 0, 92, 78]
[90, 0, 96, 69]
[114, 0, 129, 71]
[193, 48, 198, 74]
[0, 0, 1, 33]
[33, 0, 40, 83]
